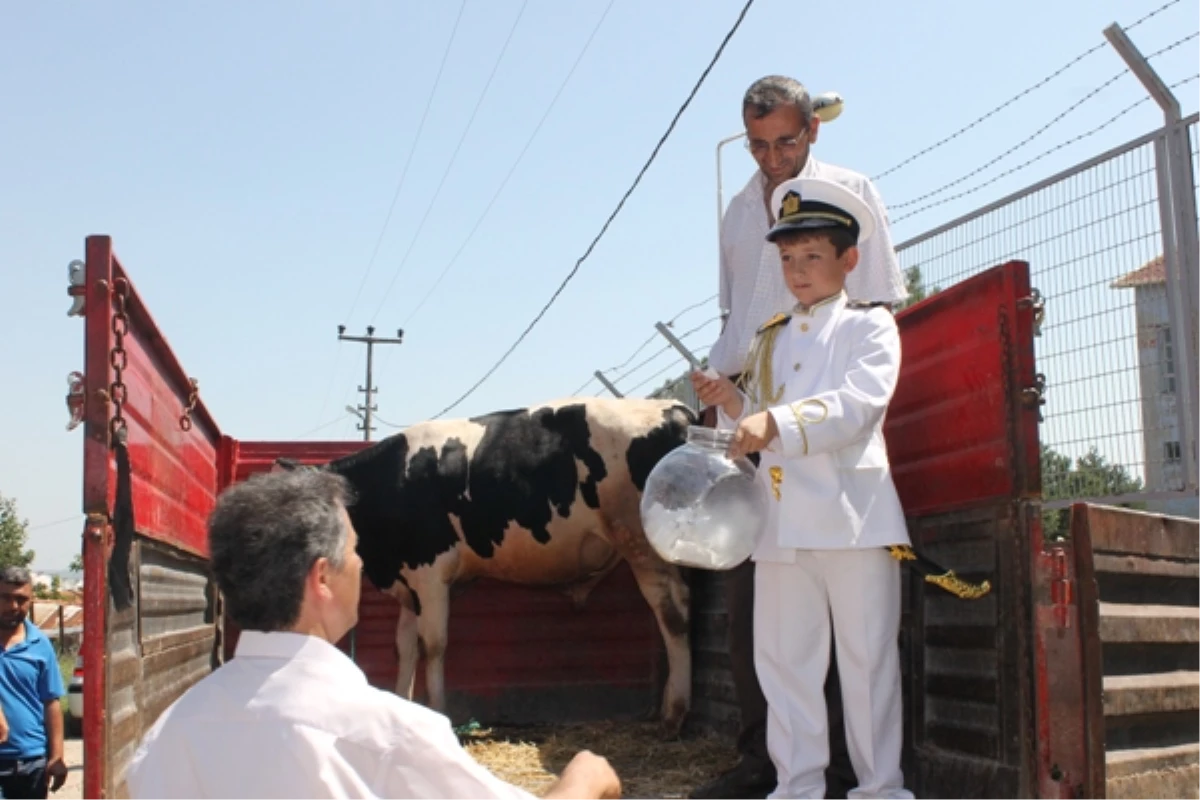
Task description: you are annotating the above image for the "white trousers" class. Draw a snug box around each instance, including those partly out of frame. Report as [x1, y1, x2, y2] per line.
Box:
[754, 550, 912, 800]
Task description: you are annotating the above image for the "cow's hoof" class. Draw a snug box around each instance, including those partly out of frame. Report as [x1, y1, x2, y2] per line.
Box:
[658, 717, 685, 741]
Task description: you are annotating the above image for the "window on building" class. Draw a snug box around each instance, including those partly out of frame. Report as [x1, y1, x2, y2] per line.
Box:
[1164, 441, 1182, 464]
[1159, 326, 1176, 394]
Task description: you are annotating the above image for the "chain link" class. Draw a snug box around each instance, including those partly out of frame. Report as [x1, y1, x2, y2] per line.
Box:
[180, 378, 199, 432]
[109, 278, 130, 446]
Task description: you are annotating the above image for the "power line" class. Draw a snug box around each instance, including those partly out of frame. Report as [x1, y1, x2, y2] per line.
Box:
[632, 344, 713, 396]
[313, 2, 467, 430]
[602, 293, 717, 374]
[871, 0, 1186, 182]
[343, 1, 468, 326]
[26, 516, 84, 533]
[294, 413, 357, 439]
[893, 73, 1200, 224]
[889, 71, 1128, 209]
[570, 376, 599, 396]
[369, 0, 531, 326]
[426, 0, 757, 420]
[401, 0, 618, 329]
[610, 316, 720, 385]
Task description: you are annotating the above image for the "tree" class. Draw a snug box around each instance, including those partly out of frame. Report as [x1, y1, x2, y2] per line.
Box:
[0, 495, 35, 569]
[1041, 445, 1144, 539]
[68, 553, 83, 574]
[898, 265, 941, 310]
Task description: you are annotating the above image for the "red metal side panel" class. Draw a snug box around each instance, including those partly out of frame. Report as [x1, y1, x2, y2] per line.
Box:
[887, 260, 1041, 515]
[81, 236, 224, 797]
[886, 261, 1047, 798]
[227, 440, 666, 724]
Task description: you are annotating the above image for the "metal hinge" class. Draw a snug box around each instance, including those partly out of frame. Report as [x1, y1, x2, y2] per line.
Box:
[65, 371, 86, 431]
[66, 260, 86, 317]
[1018, 287, 1045, 337]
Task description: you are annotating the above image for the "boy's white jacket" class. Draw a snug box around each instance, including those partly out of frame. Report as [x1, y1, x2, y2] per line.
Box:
[719, 292, 911, 558]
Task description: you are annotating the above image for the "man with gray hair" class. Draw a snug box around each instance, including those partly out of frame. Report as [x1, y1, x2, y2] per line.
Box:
[0, 565, 68, 798]
[127, 470, 621, 799]
[692, 75, 906, 799]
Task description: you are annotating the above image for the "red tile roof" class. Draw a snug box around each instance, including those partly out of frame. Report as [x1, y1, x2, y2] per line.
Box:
[1112, 255, 1165, 288]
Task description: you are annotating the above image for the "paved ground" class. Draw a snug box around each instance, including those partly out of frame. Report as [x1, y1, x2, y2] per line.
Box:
[58, 737, 83, 799]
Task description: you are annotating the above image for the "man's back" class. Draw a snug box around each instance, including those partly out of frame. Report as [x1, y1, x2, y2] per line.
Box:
[128, 632, 531, 799]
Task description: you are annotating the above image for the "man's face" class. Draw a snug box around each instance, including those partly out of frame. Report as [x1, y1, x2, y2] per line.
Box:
[0, 582, 33, 630]
[326, 509, 363, 640]
[744, 104, 819, 190]
[777, 235, 858, 308]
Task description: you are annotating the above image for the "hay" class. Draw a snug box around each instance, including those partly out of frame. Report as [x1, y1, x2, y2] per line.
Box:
[462, 720, 736, 798]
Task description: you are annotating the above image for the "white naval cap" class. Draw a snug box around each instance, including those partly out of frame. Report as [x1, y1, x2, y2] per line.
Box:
[766, 176, 876, 245]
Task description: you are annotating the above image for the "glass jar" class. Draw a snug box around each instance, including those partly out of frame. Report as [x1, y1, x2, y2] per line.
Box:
[639, 426, 768, 570]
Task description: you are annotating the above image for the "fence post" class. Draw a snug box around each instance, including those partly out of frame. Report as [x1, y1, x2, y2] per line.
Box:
[58, 604, 64, 656]
[1106, 23, 1200, 491]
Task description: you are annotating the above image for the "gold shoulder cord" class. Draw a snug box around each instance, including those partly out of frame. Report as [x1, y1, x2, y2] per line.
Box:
[737, 324, 786, 412]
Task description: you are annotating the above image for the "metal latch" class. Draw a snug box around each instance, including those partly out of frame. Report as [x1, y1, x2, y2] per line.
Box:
[1021, 373, 1047, 422]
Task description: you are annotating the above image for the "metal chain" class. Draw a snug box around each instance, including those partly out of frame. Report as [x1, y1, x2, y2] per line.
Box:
[180, 378, 199, 432]
[109, 278, 131, 446]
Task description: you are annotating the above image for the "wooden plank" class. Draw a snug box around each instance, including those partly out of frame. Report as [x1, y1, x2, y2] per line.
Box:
[1081, 505, 1200, 561]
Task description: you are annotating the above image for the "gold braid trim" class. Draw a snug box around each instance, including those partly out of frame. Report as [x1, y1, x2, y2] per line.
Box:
[888, 545, 917, 562]
[925, 572, 993, 600]
[738, 321, 787, 413]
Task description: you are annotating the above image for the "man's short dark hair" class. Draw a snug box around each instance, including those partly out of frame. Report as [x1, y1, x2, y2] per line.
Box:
[772, 227, 858, 256]
[0, 566, 31, 586]
[743, 75, 814, 124]
[209, 470, 354, 632]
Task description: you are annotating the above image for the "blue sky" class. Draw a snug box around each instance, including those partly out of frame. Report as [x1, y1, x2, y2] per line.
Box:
[2, 0, 1197, 569]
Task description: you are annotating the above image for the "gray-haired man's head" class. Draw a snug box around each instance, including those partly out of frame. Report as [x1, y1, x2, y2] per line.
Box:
[743, 75, 813, 125]
[209, 470, 357, 633]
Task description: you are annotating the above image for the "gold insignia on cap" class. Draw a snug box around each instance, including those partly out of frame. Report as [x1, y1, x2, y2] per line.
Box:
[780, 190, 801, 219]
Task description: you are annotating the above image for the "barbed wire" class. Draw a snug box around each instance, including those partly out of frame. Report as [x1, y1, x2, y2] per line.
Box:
[872, 0, 1187, 181]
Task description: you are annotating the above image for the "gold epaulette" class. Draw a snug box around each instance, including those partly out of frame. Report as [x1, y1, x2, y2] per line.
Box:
[756, 312, 790, 334]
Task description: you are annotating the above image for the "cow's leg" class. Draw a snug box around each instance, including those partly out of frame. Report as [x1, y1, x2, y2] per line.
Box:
[416, 582, 452, 713]
[628, 561, 692, 739]
[394, 605, 419, 698]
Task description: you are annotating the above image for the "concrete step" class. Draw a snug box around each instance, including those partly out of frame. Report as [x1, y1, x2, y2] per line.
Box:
[1100, 603, 1200, 644]
[1103, 671, 1200, 717]
[1106, 743, 1199, 799]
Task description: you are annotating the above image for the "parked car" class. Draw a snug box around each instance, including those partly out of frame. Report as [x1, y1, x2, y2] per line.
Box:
[66, 653, 82, 738]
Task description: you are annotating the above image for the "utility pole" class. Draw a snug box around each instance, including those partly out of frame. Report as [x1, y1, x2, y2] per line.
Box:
[337, 325, 404, 441]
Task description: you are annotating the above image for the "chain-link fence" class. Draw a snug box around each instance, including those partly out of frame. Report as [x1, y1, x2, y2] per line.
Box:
[895, 117, 1198, 513]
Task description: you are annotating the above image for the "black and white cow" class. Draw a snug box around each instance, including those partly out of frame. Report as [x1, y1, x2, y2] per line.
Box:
[281, 397, 695, 735]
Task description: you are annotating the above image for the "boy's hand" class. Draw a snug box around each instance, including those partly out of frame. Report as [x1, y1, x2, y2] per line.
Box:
[690, 371, 743, 419]
[729, 411, 778, 459]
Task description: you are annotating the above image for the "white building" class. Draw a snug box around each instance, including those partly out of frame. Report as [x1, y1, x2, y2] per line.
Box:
[1112, 256, 1198, 518]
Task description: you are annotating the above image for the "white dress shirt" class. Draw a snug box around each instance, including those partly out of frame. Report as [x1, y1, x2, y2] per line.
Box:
[718, 293, 910, 556]
[127, 631, 535, 799]
[708, 158, 907, 377]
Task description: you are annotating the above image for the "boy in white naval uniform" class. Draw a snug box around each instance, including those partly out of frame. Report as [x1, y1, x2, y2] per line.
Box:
[692, 176, 912, 800]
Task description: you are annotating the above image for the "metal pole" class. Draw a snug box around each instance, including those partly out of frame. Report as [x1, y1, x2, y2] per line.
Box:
[654, 321, 716, 377]
[1105, 23, 1199, 491]
[338, 326, 404, 443]
[593, 370, 624, 398]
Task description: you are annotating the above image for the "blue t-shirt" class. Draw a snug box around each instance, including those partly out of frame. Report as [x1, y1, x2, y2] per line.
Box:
[0, 621, 65, 759]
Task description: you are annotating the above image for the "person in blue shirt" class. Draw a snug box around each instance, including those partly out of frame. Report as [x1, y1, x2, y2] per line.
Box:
[0, 567, 66, 798]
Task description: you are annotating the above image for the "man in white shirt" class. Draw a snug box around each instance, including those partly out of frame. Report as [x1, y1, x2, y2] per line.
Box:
[127, 470, 621, 799]
[691, 75, 906, 800]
